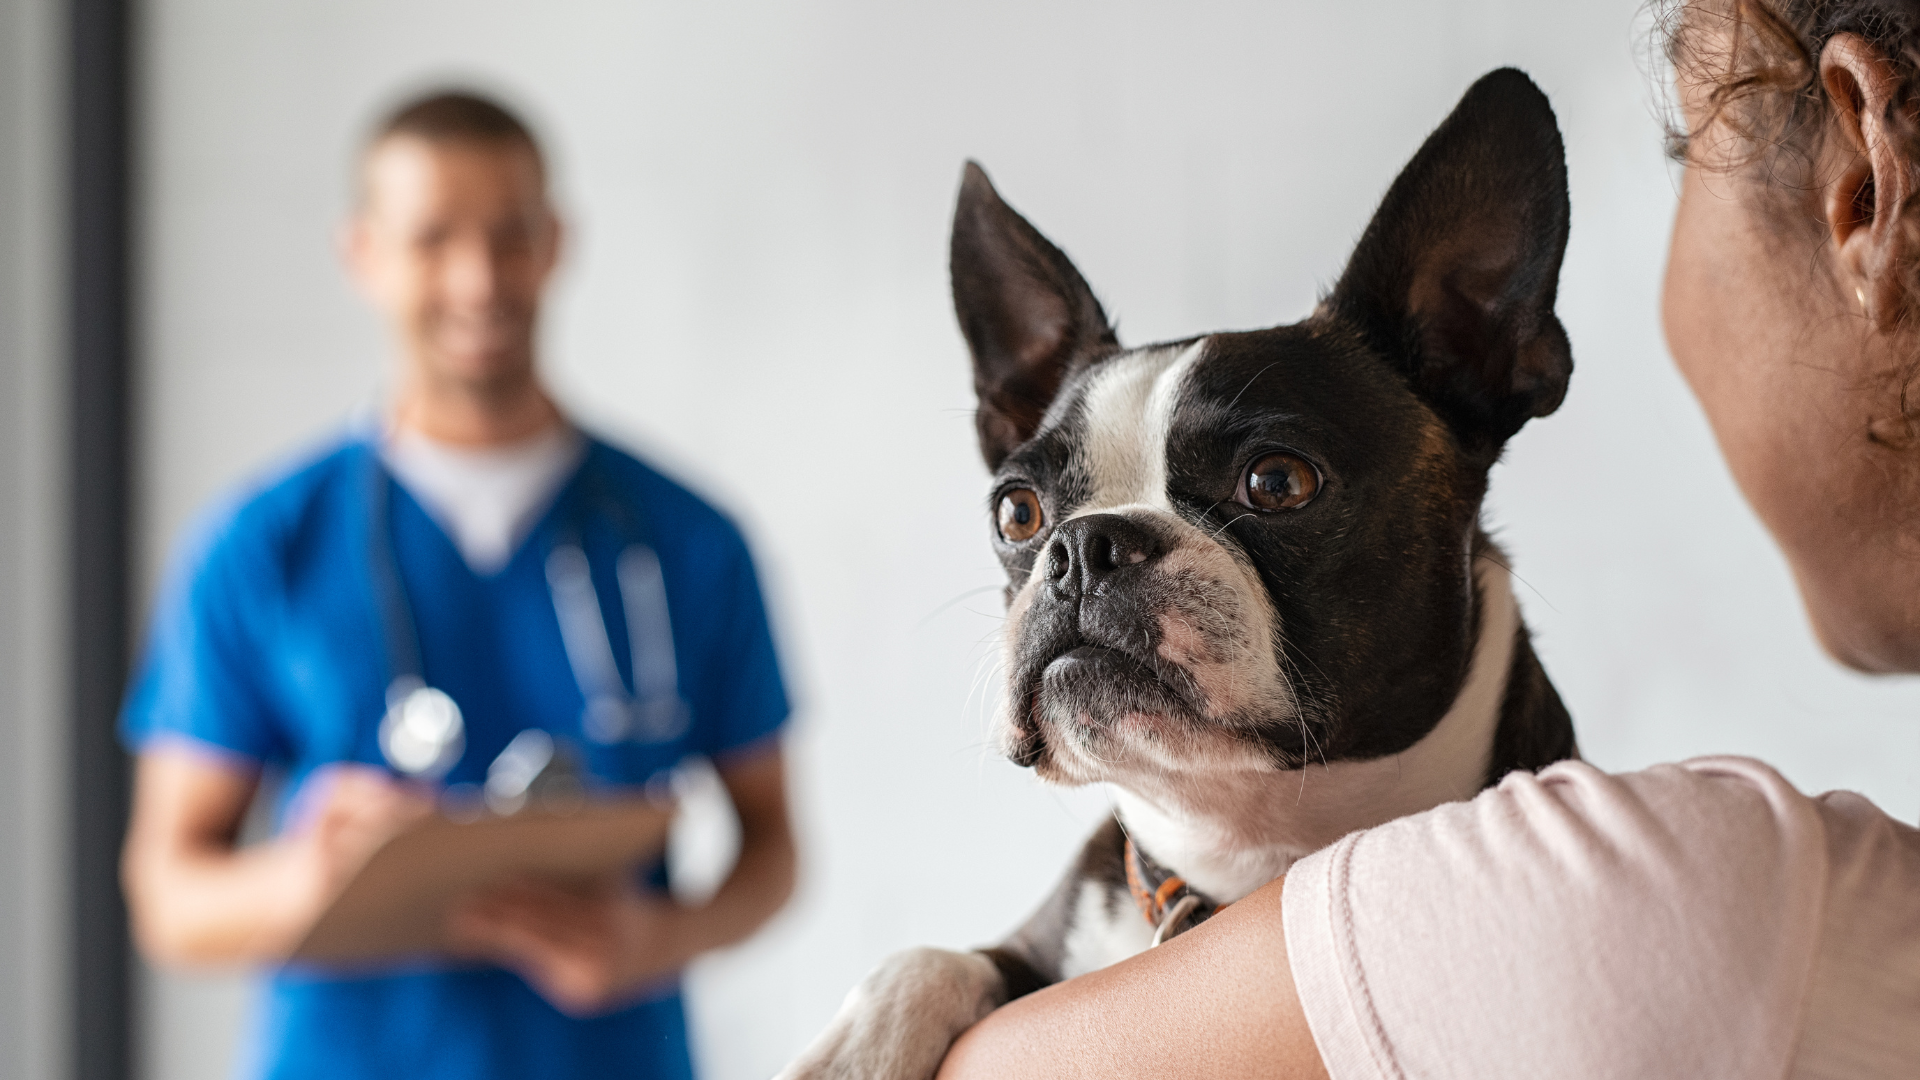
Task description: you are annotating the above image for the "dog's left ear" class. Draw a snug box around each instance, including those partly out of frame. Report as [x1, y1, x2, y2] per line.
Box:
[951, 162, 1118, 471]
[1329, 68, 1572, 459]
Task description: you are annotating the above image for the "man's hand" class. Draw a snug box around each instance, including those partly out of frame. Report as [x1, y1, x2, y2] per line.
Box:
[446, 877, 699, 1016]
[444, 743, 797, 1016]
[267, 764, 436, 951]
[124, 748, 433, 966]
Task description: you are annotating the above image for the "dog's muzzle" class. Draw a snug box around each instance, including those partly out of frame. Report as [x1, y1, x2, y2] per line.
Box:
[1003, 513, 1213, 765]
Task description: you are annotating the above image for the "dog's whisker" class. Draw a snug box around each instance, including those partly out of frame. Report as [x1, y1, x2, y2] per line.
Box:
[1223, 361, 1284, 413]
[915, 584, 1009, 631]
[1208, 513, 1257, 544]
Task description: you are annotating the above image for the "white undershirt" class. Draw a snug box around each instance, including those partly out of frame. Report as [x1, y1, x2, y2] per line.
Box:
[381, 424, 586, 575]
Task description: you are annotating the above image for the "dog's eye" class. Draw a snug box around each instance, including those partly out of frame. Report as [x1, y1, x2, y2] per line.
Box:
[996, 488, 1045, 542]
[1240, 453, 1320, 511]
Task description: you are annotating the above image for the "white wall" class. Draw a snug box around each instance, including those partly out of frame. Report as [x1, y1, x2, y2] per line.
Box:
[138, 2, 1920, 1078]
[0, 0, 69, 1078]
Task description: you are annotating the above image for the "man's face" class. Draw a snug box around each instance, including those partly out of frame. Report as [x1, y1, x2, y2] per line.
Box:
[347, 135, 559, 391]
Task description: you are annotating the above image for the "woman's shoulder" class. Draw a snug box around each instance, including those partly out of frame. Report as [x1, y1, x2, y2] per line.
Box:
[1322, 755, 1848, 936]
[1517, 755, 1917, 865]
[1285, 755, 1920, 1080]
[1524, 754, 1836, 835]
[1439, 755, 1920, 923]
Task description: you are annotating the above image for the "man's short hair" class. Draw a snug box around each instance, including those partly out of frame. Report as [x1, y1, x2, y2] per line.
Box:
[375, 91, 538, 148]
[361, 90, 547, 190]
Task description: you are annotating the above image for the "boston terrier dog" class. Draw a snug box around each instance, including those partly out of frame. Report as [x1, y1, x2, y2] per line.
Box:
[780, 68, 1579, 1080]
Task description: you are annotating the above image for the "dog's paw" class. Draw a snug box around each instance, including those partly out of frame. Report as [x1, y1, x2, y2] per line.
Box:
[775, 947, 1005, 1080]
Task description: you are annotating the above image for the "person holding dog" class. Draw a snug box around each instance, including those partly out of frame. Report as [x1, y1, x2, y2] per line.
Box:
[934, 2, 1920, 1077]
[118, 91, 795, 1080]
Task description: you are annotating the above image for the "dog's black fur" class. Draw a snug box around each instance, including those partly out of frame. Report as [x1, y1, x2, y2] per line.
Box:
[780, 68, 1578, 1080]
[961, 70, 1574, 783]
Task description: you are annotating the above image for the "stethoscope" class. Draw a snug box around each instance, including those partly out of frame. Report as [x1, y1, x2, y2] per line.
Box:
[367, 451, 690, 782]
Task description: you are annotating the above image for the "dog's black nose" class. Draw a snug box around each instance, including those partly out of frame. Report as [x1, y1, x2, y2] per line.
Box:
[1046, 514, 1164, 596]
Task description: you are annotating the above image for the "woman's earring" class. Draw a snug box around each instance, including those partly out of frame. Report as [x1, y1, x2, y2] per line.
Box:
[1857, 285, 1871, 319]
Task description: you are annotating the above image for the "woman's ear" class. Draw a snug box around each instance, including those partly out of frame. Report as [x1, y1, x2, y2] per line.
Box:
[1820, 33, 1912, 329]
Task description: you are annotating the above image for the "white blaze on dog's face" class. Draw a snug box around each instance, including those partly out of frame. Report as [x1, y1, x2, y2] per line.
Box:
[994, 341, 1298, 787]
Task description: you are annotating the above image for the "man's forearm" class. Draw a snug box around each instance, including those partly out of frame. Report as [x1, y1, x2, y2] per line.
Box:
[670, 745, 796, 962]
[670, 819, 796, 960]
[123, 749, 304, 966]
[125, 840, 313, 965]
[126, 753, 431, 968]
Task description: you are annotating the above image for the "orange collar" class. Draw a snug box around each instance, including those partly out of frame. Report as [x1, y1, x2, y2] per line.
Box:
[1123, 836, 1226, 946]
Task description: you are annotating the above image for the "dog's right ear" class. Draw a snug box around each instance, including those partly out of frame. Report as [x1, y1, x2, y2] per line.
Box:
[951, 162, 1118, 470]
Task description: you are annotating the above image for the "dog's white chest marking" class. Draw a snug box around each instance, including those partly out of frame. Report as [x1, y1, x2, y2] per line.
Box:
[1059, 879, 1154, 979]
[1112, 560, 1520, 901]
[1073, 341, 1206, 516]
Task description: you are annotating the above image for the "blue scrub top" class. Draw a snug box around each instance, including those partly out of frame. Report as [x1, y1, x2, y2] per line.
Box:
[121, 430, 791, 1080]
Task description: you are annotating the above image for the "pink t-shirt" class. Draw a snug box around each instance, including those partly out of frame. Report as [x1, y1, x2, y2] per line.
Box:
[1283, 757, 1920, 1079]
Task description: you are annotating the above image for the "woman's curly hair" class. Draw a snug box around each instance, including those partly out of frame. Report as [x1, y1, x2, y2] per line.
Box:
[1658, 0, 1920, 205]
[1659, 0, 1920, 442]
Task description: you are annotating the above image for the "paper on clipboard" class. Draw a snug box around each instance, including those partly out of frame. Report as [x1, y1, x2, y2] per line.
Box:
[290, 796, 673, 967]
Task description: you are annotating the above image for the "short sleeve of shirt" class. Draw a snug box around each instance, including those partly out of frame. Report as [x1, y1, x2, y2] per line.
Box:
[687, 526, 789, 760]
[1283, 756, 1920, 1080]
[121, 502, 292, 765]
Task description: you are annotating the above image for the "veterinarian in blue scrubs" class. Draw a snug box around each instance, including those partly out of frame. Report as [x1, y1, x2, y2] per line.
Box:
[119, 91, 796, 1080]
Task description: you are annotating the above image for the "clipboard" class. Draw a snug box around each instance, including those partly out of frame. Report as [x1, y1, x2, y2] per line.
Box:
[290, 796, 674, 967]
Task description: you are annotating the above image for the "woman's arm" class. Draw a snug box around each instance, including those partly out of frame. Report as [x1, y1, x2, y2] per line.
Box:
[936, 875, 1328, 1080]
